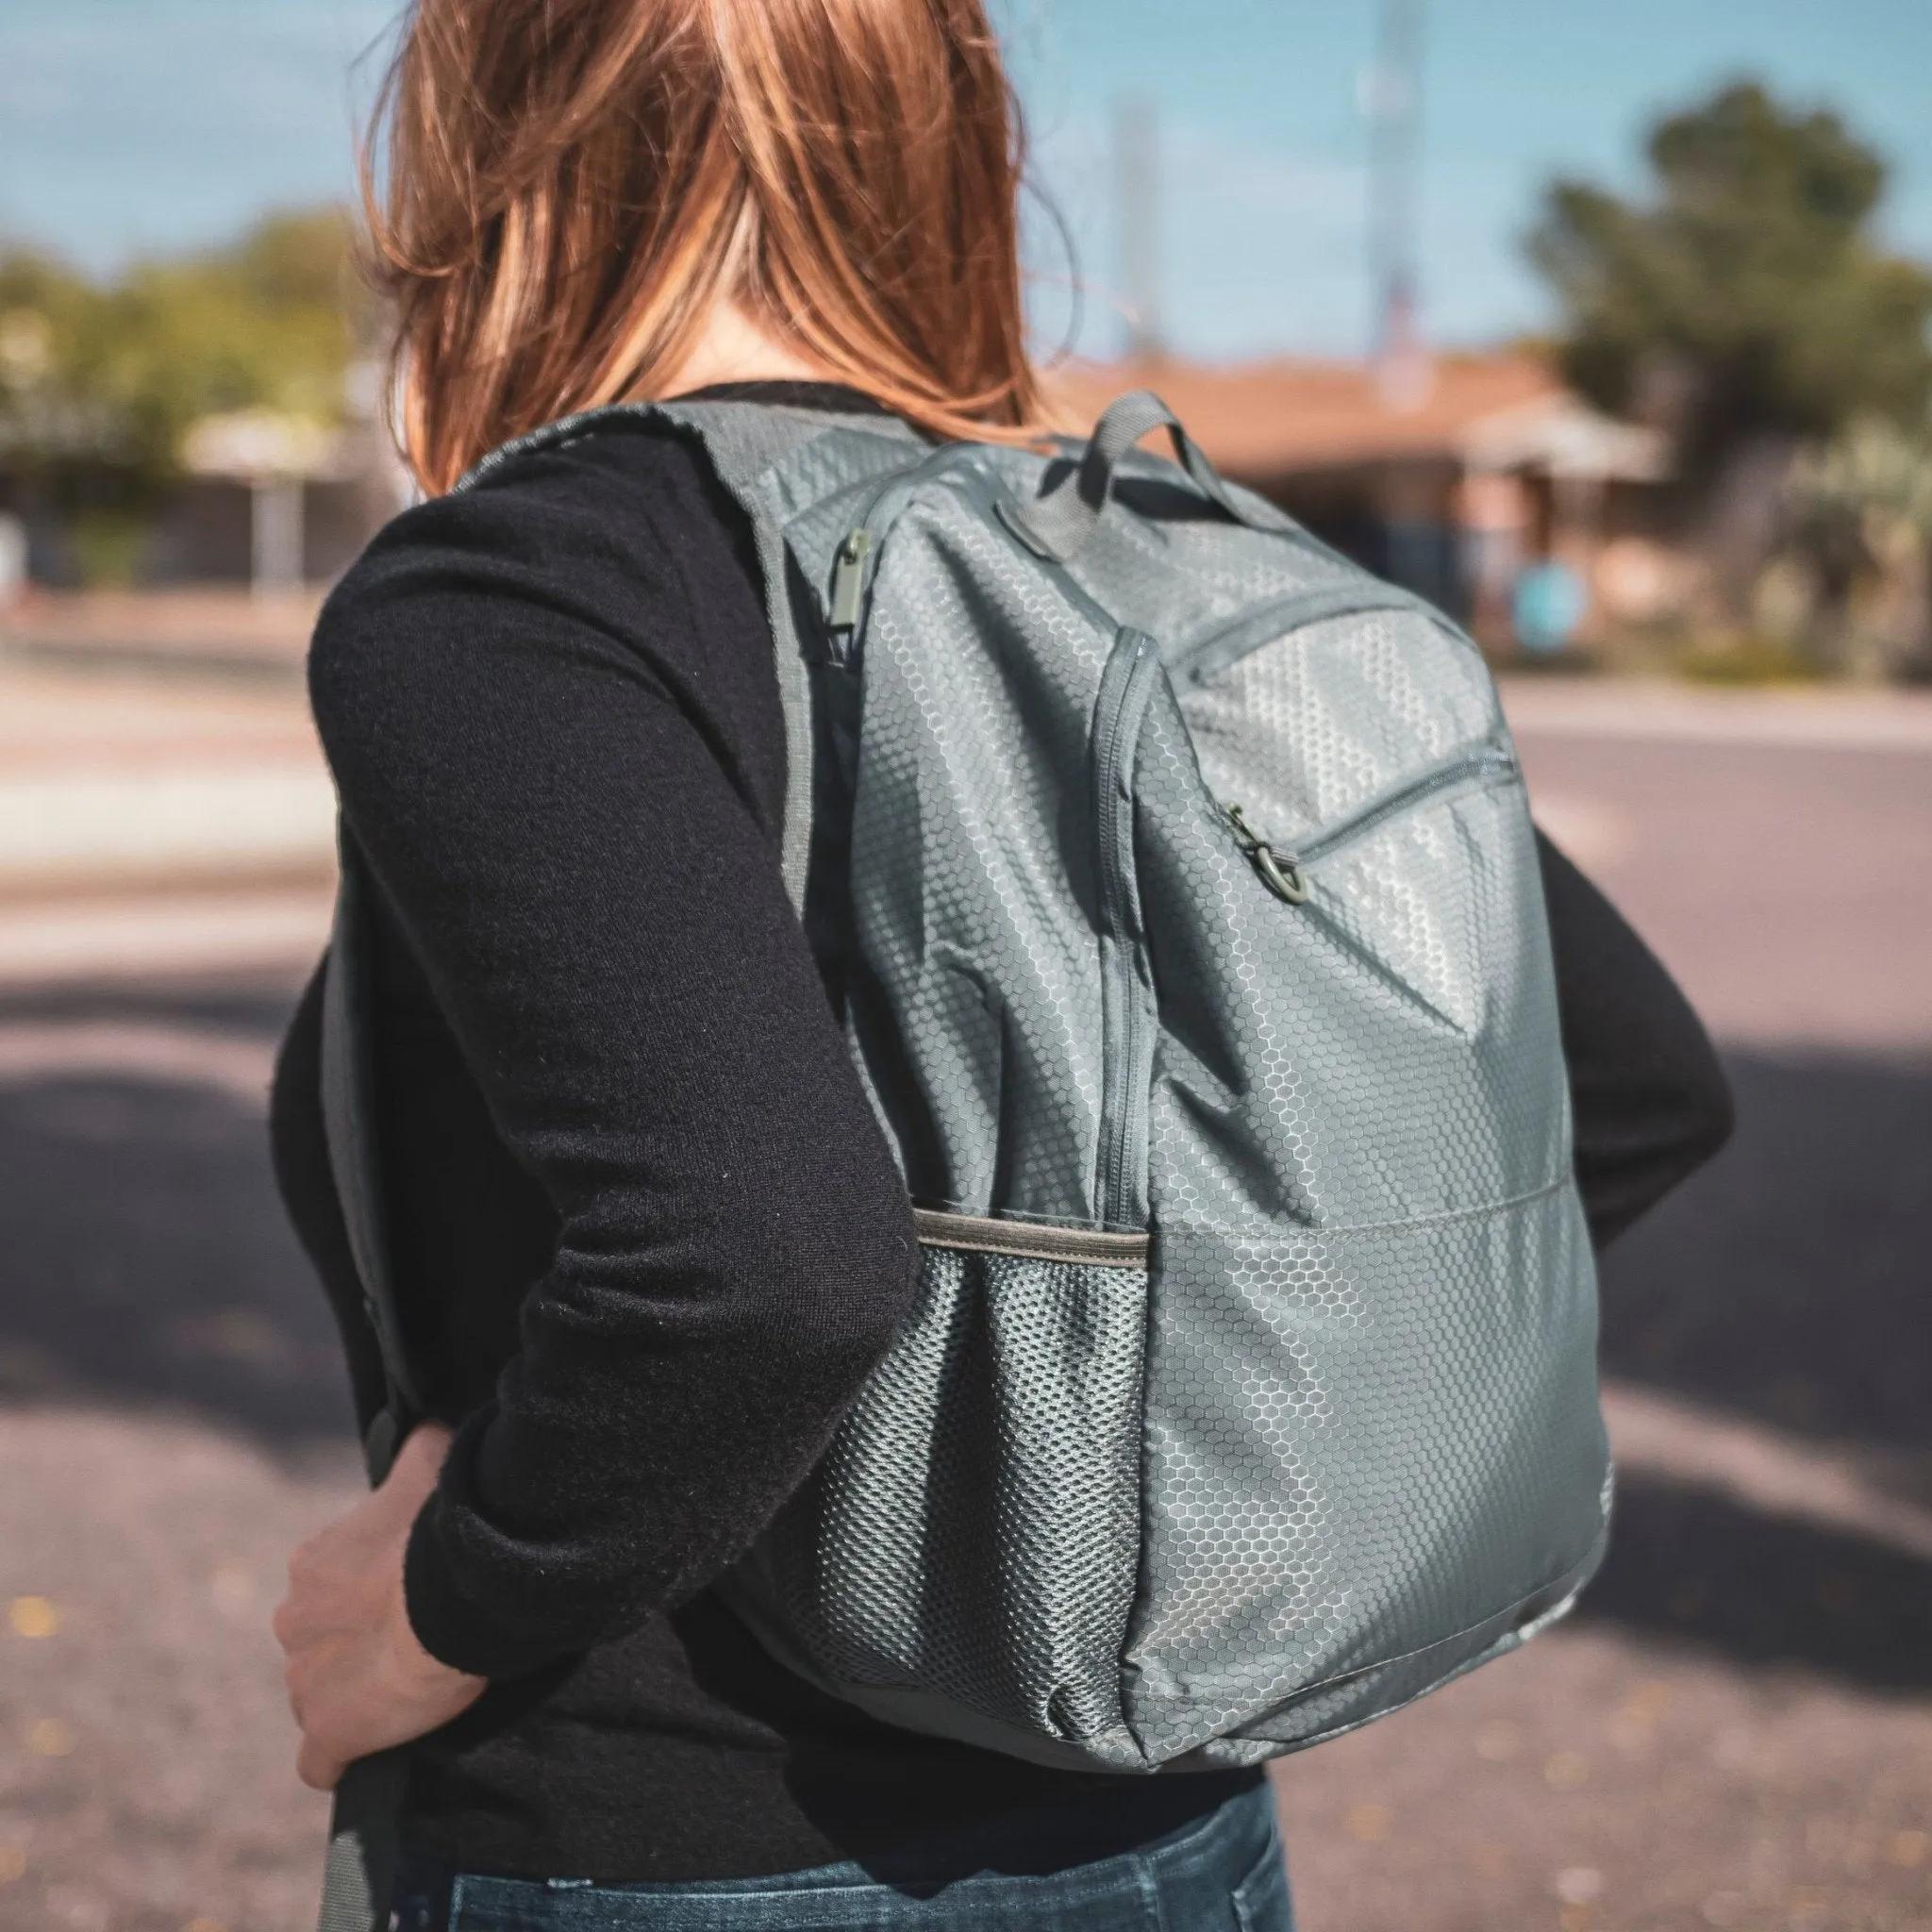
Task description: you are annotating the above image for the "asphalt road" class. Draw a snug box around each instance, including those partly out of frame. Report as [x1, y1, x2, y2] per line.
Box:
[1, 687, 1929, 1932]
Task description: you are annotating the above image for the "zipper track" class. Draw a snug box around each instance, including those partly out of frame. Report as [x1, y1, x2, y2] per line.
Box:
[830, 446, 1158, 657]
[826, 444, 996, 649]
[833, 460, 1165, 1231]
[1173, 579, 1460, 687]
[1091, 628, 1164, 1230]
[1288, 744, 1518, 874]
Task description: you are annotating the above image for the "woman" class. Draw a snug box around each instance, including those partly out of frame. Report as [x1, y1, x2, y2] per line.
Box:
[270, 1, 1732, 1926]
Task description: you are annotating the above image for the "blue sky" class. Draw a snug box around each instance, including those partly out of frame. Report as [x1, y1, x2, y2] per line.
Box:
[4, 0, 1931, 363]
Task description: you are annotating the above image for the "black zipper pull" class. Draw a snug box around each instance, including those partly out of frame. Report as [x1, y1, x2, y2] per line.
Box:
[1225, 805, 1309, 905]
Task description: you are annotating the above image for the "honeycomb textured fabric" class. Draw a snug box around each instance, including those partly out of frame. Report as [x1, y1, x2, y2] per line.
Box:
[327, 395, 1611, 1775]
[741, 1245, 1149, 1765]
[691, 407, 1608, 1771]
[836, 503, 1116, 1224]
[1180, 608, 1500, 853]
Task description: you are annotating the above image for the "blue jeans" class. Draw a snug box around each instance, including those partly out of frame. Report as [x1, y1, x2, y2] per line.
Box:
[393, 1782, 1292, 1930]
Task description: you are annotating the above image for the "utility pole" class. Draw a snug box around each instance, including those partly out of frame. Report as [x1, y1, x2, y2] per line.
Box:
[250, 476, 305, 599]
[1114, 94, 1164, 363]
[1365, 0, 1430, 407]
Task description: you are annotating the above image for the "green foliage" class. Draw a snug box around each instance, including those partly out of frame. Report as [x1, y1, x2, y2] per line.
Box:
[0, 207, 369, 491]
[1676, 629, 1820, 687]
[0, 250, 114, 459]
[1528, 81, 1932, 478]
[1781, 411, 1932, 678]
[1790, 412, 1932, 554]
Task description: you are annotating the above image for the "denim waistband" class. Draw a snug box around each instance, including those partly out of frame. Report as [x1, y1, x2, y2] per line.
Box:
[394, 1779, 1290, 1931]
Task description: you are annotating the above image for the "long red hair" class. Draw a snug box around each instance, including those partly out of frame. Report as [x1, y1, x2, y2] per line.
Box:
[363, 0, 1048, 491]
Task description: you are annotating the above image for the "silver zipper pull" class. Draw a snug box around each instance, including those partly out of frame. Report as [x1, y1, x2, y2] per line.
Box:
[1224, 805, 1309, 905]
[829, 528, 872, 633]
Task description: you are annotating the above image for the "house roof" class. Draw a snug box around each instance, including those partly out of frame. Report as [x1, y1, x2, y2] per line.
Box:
[1043, 353, 1662, 482]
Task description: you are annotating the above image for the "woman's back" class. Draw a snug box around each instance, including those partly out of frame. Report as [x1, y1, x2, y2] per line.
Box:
[272, 396, 1265, 1879]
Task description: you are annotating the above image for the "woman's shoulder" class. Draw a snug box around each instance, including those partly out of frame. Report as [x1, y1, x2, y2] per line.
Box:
[309, 419, 764, 731]
[326, 421, 740, 629]
[458, 413, 740, 532]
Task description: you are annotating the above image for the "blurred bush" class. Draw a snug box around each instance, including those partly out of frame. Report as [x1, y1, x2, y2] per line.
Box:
[1778, 414, 1932, 680]
[0, 208, 371, 579]
[66, 509, 153, 590]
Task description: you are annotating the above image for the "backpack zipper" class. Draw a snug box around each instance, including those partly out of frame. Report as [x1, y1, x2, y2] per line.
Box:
[826, 445, 993, 649]
[1174, 579, 1458, 688]
[1091, 628, 1164, 1229]
[1224, 804, 1308, 903]
[1224, 743, 1517, 903]
[828, 528, 871, 639]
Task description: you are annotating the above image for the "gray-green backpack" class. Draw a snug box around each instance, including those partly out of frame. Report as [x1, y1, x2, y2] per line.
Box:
[317, 390, 1608, 1923]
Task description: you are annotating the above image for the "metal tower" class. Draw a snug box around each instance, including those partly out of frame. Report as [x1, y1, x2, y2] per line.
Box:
[1114, 94, 1164, 363]
[1366, 0, 1430, 405]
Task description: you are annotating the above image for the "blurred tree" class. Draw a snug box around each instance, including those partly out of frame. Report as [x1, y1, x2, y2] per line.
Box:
[0, 250, 114, 458]
[0, 206, 368, 492]
[1528, 81, 1932, 482]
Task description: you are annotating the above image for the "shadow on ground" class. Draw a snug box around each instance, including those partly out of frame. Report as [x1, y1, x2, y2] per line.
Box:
[1575, 1047, 1932, 1689]
[3, 990, 1930, 1690]
[1598, 1050, 1932, 1457]
[0, 981, 356, 1444]
[1580, 1475, 1932, 1694]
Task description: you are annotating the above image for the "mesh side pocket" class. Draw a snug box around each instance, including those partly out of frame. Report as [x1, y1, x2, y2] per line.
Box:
[740, 1243, 1148, 1749]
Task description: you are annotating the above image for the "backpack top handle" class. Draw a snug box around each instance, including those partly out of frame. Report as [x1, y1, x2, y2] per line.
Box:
[1004, 389, 1289, 562]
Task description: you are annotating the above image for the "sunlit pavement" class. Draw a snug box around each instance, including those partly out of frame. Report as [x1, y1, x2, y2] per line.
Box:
[0, 656, 335, 991]
[1, 663, 1929, 1931]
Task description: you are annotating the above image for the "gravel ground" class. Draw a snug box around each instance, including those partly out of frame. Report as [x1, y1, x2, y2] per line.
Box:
[6, 1404, 1929, 1932]
[1276, 1623, 1932, 1932]
[0, 691, 1928, 1932]
[0, 1408, 354, 1932]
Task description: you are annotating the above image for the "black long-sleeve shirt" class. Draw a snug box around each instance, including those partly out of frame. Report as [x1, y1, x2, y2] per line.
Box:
[270, 383, 1731, 1884]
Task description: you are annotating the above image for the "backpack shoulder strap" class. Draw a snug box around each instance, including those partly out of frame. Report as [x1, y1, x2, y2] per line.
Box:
[458, 398, 926, 910]
[325, 399, 921, 1491]
[319, 832, 425, 1479]
[314, 834, 422, 1932]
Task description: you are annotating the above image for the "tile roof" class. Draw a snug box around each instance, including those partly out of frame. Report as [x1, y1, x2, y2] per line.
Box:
[1043, 353, 1568, 477]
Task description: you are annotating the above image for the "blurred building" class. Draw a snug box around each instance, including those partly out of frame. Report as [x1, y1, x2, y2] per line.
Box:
[5, 348, 1669, 641]
[0, 368, 408, 595]
[1051, 353, 1671, 642]
[174, 402, 408, 593]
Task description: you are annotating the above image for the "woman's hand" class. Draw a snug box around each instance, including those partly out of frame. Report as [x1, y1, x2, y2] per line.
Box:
[273, 1422, 487, 1790]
